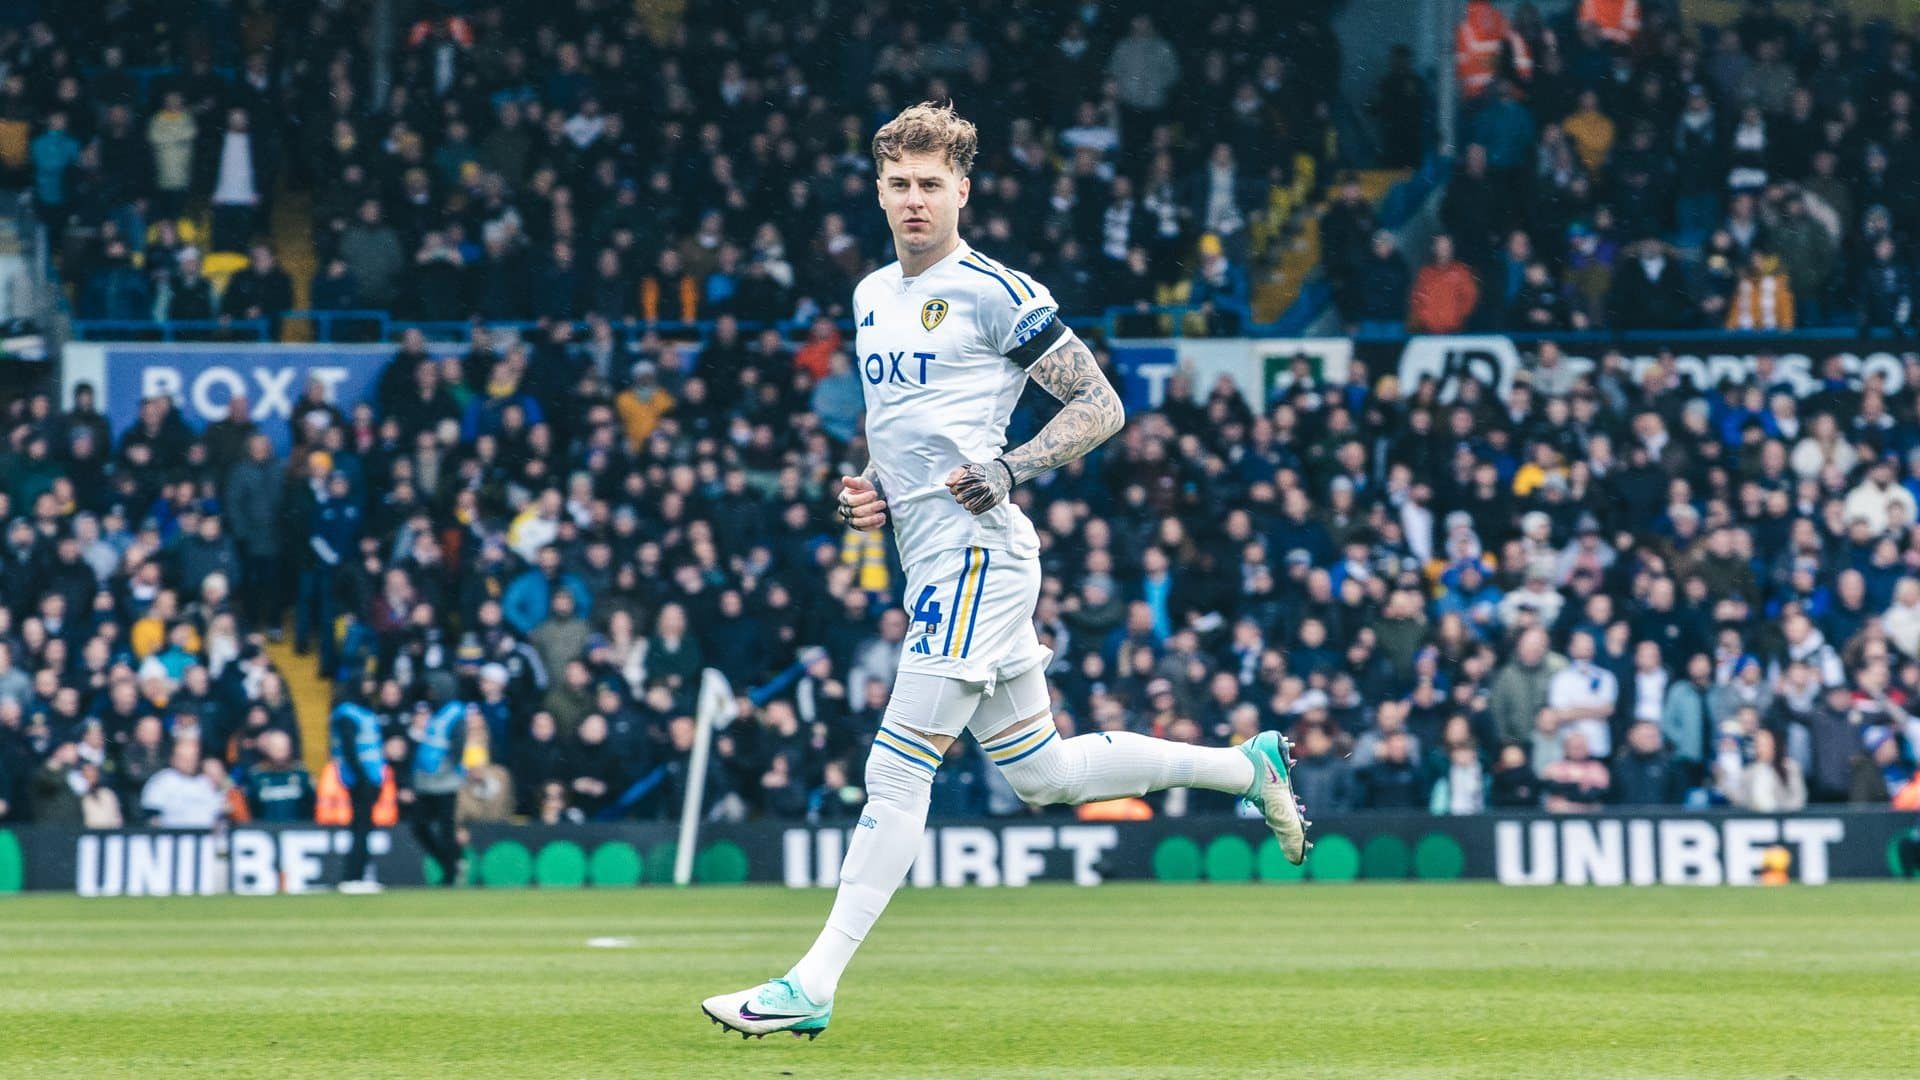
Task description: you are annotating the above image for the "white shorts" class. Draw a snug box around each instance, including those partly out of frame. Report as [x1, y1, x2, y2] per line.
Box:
[879, 664, 1053, 745]
[895, 545, 1051, 693]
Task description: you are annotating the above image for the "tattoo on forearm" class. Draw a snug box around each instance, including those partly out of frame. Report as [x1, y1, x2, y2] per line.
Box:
[1003, 340, 1125, 485]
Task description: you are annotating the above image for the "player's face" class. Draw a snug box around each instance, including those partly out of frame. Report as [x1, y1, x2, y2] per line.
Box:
[877, 151, 968, 255]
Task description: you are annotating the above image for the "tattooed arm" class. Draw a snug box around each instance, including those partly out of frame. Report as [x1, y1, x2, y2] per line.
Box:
[946, 336, 1126, 514]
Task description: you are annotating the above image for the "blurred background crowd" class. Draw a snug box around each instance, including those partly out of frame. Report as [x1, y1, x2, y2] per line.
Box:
[36, 0, 1338, 338]
[0, 0, 1917, 832]
[1335, 0, 1920, 338]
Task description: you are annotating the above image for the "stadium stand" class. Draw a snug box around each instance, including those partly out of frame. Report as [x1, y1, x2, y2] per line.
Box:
[1, 0, 1918, 835]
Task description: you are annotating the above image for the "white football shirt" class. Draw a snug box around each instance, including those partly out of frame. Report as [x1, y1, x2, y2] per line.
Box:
[852, 240, 1073, 573]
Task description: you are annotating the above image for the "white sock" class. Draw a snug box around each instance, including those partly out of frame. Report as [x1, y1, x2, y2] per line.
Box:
[985, 720, 1254, 804]
[789, 725, 937, 1003]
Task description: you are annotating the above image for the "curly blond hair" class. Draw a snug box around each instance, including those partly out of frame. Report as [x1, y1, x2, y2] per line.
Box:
[871, 101, 978, 176]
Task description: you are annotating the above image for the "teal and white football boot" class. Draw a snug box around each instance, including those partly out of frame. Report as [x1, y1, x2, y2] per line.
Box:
[1239, 730, 1312, 864]
[701, 974, 832, 1040]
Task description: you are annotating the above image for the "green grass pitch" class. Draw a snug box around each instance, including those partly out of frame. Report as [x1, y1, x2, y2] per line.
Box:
[3, 882, 1917, 1079]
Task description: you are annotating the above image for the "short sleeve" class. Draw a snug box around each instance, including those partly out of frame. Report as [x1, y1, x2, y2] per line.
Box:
[963, 252, 1071, 369]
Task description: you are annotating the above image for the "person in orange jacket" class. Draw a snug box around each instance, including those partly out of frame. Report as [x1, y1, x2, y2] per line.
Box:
[1456, 0, 1533, 99]
[1408, 234, 1481, 334]
[1726, 252, 1795, 331]
[1578, 0, 1641, 46]
[792, 315, 844, 380]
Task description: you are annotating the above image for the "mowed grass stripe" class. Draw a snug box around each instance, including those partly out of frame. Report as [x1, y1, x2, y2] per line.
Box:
[1, 883, 1915, 1079]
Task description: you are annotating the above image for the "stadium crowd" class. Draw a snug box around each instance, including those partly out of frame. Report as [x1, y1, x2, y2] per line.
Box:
[1335, 0, 1920, 338]
[0, 0, 1918, 833]
[12, 0, 1341, 335]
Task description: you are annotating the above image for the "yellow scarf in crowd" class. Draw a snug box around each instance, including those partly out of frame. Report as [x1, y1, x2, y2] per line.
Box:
[840, 526, 889, 593]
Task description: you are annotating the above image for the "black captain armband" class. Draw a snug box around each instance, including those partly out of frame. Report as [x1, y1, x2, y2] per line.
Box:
[1005, 306, 1069, 369]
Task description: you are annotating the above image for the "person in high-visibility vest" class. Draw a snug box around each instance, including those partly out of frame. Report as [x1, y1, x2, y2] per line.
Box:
[330, 700, 391, 891]
[313, 759, 399, 826]
[406, 700, 470, 887]
[1577, 0, 1641, 46]
[1455, 0, 1533, 99]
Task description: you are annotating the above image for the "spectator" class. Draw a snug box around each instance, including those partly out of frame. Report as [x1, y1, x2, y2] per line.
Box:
[1189, 145, 1253, 259]
[1442, 144, 1498, 272]
[1321, 175, 1377, 301]
[542, 661, 597, 737]
[1428, 740, 1487, 814]
[225, 434, 285, 636]
[219, 245, 295, 336]
[1851, 726, 1904, 804]
[30, 742, 86, 826]
[1469, 81, 1537, 191]
[1408, 235, 1480, 334]
[536, 780, 586, 825]
[811, 352, 864, 446]
[1187, 233, 1247, 336]
[614, 361, 676, 450]
[208, 109, 265, 252]
[1488, 743, 1541, 808]
[1732, 727, 1806, 811]
[1772, 193, 1835, 326]
[457, 725, 516, 825]
[1608, 240, 1693, 330]
[145, 90, 195, 218]
[1857, 237, 1913, 334]
[1662, 653, 1716, 772]
[1454, 0, 1531, 101]
[1490, 628, 1563, 747]
[1843, 458, 1917, 537]
[244, 729, 315, 822]
[1578, 0, 1642, 46]
[175, 513, 240, 599]
[30, 110, 79, 237]
[563, 712, 625, 818]
[310, 258, 359, 315]
[1356, 731, 1423, 809]
[1369, 46, 1429, 169]
[1507, 261, 1574, 330]
[1107, 16, 1181, 115]
[79, 238, 151, 321]
[511, 711, 568, 816]
[139, 740, 225, 828]
[1726, 252, 1794, 331]
[1542, 731, 1610, 812]
[157, 249, 216, 324]
[528, 589, 591, 683]
[339, 201, 405, 313]
[1611, 720, 1685, 805]
[1497, 564, 1559, 630]
[505, 545, 590, 637]
[80, 761, 124, 829]
[1348, 231, 1412, 335]
[1548, 631, 1619, 758]
[1561, 91, 1616, 175]
[1288, 725, 1356, 814]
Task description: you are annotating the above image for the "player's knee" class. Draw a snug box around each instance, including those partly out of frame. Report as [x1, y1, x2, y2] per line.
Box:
[1001, 760, 1073, 805]
[864, 724, 941, 802]
[994, 736, 1080, 806]
[979, 711, 1074, 805]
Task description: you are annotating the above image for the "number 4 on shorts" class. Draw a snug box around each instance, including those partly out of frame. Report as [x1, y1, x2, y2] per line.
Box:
[910, 586, 943, 654]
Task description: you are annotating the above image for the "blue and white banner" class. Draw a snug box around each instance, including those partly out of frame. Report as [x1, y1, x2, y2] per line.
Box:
[62, 343, 449, 455]
[1108, 338, 1353, 412]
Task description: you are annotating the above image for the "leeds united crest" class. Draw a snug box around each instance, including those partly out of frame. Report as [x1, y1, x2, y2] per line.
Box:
[921, 298, 949, 331]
